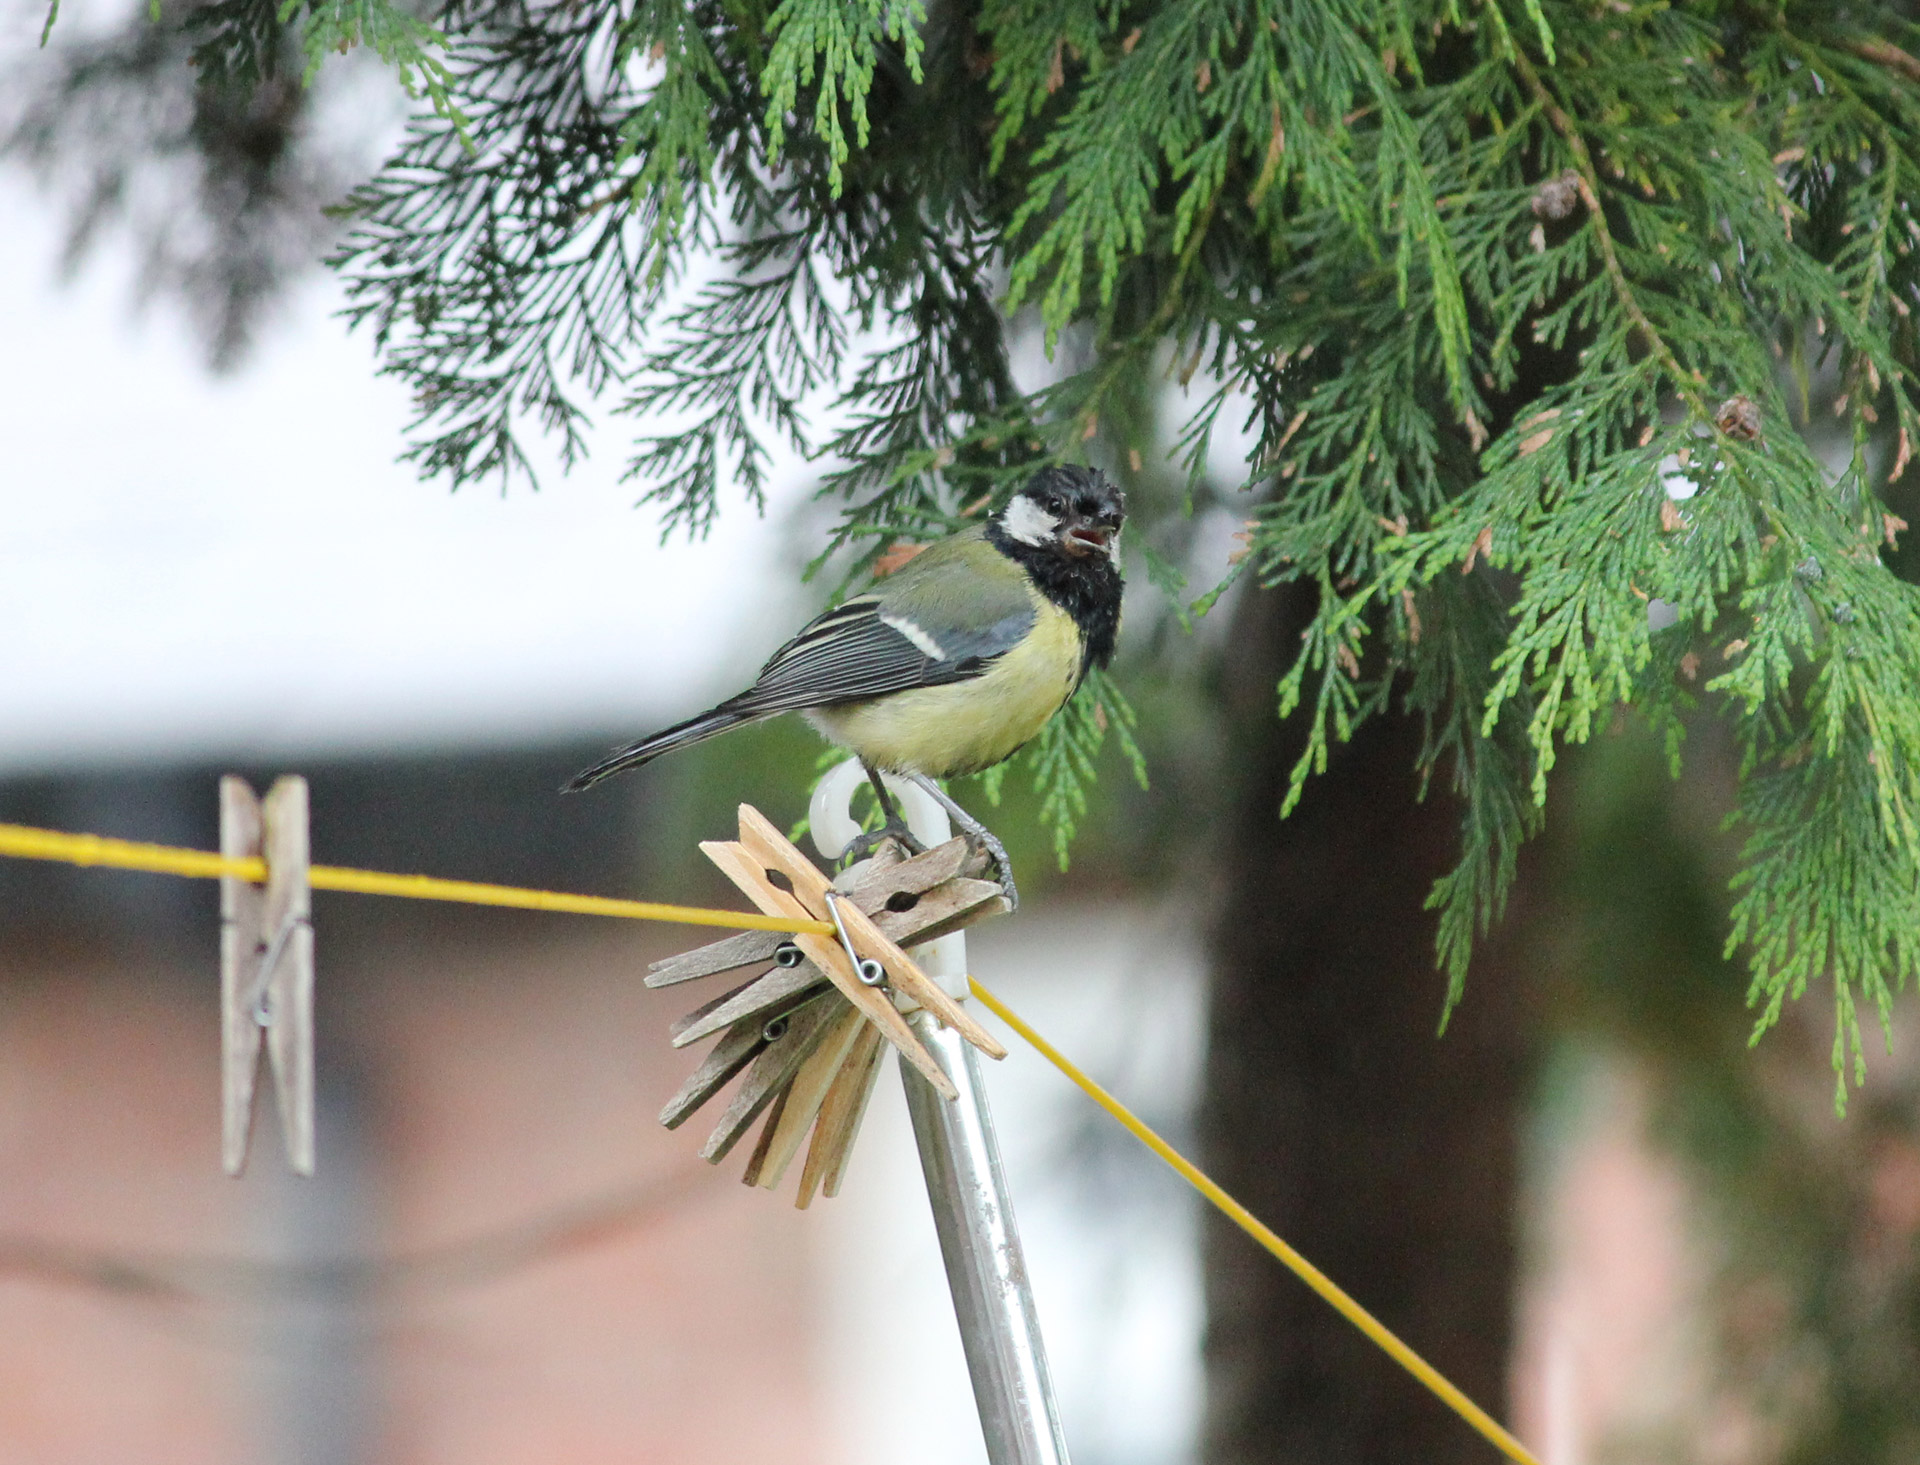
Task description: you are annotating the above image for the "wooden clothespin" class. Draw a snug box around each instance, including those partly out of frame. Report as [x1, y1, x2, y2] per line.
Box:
[219, 776, 315, 1176]
[654, 805, 1011, 1207]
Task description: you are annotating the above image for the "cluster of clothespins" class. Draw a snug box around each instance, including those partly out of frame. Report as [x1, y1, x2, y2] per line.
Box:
[649, 805, 1013, 1206]
[212, 781, 1013, 1202]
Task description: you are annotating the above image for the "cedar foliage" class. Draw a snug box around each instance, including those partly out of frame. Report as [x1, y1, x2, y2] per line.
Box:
[59, 0, 1920, 1095]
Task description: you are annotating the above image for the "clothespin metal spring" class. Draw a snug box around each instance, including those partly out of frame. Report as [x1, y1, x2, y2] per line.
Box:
[822, 890, 886, 988]
[240, 907, 312, 1027]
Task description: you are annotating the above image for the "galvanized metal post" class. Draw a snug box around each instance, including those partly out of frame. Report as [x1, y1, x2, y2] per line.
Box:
[809, 762, 1071, 1465]
[900, 1010, 1072, 1465]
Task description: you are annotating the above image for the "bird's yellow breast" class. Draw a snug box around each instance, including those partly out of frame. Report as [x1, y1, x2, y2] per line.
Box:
[806, 591, 1084, 778]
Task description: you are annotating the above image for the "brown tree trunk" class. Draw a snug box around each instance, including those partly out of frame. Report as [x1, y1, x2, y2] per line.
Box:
[1199, 579, 1530, 1465]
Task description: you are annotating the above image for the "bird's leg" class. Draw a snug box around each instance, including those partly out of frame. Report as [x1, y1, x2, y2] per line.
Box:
[841, 764, 925, 866]
[902, 773, 1018, 912]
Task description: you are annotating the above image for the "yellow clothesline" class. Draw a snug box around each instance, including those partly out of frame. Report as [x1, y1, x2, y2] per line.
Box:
[967, 978, 1542, 1465]
[0, 822, 834, 936]
[0, 816, 1539, 1464]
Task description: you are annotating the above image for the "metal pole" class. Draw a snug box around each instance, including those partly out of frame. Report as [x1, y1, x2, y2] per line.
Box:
[901, 1011, 1072, 1465]
[808, 759, 1070, 1465]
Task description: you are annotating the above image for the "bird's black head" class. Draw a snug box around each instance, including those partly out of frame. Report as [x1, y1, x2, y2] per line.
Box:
[986, 465, 1126, 675]
[992, 465, 1127, 562]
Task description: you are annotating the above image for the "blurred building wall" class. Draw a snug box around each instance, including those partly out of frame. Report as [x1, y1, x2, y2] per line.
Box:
[0, 751, 1208, 1465]
[0, 749, 828, 1465]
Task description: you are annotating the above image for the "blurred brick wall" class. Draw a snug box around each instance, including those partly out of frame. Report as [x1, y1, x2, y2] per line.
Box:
[0, 754, 831, 1465]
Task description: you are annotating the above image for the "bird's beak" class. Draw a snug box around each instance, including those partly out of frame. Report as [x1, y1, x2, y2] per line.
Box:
[1062, 523, 1112, 557]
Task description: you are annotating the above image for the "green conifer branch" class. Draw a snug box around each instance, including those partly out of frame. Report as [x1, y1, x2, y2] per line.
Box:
[303, 0, 1920, 1091]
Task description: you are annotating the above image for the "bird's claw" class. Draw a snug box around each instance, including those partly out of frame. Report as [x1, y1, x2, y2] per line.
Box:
[970, 828, 1019, 912]
[842, 818, 924, 868]
[896, 770, 1019, 913]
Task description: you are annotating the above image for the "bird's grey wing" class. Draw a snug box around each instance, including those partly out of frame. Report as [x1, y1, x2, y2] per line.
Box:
[732, 593, 1034, 712]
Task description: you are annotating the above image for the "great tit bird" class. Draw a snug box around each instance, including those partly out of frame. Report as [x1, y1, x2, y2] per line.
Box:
[564, 465, 1126, 905]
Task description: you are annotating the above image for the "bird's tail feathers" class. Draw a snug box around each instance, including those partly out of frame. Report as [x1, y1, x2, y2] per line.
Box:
[562, 703, 768, 792]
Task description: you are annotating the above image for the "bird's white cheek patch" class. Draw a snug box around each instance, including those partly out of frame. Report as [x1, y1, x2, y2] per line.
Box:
[999, 495, 1059, 546]
[880, 612, 948, 660]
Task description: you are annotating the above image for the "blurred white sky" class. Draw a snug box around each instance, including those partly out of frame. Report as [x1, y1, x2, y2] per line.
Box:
[0, 169, 810, 775]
